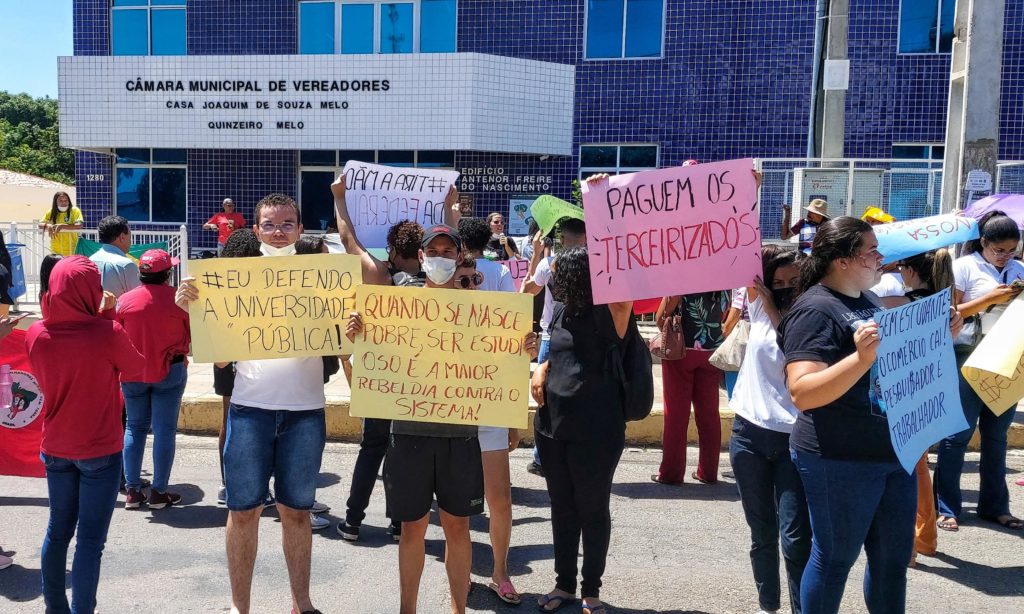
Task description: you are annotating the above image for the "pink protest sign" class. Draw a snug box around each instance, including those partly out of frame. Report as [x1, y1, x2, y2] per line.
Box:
[506, 257, 531, 291]
[581, 159, 762, 304]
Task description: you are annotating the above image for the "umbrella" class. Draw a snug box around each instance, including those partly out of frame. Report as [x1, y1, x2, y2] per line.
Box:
[963, 194, 1024, 229]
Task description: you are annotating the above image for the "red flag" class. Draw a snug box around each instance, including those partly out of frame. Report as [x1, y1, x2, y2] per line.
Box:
[633, 297, 662, 315]
[0, 329, 46, 478]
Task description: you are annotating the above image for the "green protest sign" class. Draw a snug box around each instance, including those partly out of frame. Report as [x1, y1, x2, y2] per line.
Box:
[531, 195, 584, 235]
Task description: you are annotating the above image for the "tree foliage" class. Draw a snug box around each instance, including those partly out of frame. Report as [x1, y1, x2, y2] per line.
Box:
[0, 92, 75, 185]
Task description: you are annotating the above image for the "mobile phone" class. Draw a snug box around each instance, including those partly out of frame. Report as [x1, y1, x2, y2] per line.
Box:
[3, 312, 29, 323]
[1011, 279, 1024, 290]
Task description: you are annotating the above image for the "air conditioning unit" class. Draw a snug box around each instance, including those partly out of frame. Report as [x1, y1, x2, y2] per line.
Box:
[791, 167, 884, 221]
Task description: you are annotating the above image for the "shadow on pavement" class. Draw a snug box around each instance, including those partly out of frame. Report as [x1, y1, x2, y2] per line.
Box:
[915, 552, 1024, 596]
[0, 563, 43, 602]
[0, 496, 49, 508]
[509, 485, 551, 508]
[316, 472, 342, 488]
[140, 503, 228, 530]
[611, 481, 740, 502]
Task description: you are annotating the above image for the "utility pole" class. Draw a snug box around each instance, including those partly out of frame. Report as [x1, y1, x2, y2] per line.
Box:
[942, 0, 1005, 212]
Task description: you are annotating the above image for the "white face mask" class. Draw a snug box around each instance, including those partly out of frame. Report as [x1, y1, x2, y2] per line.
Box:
[260, 242, 297, 257]
[58, 205, 69, 212]
[422, 256, 457, 285]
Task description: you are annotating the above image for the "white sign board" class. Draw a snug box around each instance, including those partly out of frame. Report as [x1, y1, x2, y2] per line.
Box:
[965, 170, 993, 192]
[58, 54, 575, 155]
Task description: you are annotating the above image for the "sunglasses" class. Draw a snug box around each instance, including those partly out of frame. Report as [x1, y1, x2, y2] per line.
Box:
[456, 272, 483, 288]
[259, 222, 297, 233]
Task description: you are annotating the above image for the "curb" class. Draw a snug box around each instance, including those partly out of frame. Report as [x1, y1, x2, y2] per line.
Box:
[178, 395, 1020, 451]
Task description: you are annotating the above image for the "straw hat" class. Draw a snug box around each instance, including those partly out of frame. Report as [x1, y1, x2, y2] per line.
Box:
[806, 199, 830, 219]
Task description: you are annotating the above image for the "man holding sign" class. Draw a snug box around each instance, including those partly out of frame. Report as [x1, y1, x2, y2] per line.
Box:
[177, 193, 335, 614]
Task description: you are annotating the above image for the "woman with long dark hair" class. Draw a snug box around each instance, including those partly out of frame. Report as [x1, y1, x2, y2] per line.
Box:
[779, 217, 960, 613]
[729, 244, 810, 614]
[934, 211, 1024, 532]
[39, 191, 84, 257]
[531, 246, 635, 614]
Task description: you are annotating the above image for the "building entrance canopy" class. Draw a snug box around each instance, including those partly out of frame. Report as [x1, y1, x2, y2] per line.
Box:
[59, 53, 574, 156]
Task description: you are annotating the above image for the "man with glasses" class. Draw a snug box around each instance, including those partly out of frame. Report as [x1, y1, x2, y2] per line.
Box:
[176, 194, 326, 614]
[204, 198, 246, 256]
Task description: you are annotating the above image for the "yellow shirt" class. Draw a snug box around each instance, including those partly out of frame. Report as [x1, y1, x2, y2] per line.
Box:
[42, 207, 84, 256]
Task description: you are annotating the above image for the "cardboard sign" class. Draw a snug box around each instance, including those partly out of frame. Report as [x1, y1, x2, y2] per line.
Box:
[873, 214, 979, 264]
[349, 285, 533, 429]
[188, 254, 362, 362]
[343, 161, 459, 248]
[874, 288, 967, 474]
[962, 295, 1024, 414]
[531, 195, 584, 235]
[581, 159, 761, 304]
[506, 257, 531, 291]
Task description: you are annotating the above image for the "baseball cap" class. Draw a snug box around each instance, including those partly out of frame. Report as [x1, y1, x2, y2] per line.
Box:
[421, 224, 463, 252]
[683, 159, 699, 167]
[138, 249, 180, 273]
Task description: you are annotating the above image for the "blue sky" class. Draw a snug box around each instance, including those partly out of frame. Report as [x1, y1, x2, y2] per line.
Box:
[0, 0, 73, 98]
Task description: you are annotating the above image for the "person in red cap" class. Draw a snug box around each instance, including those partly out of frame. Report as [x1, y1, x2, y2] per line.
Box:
[116, 249, 191, 510]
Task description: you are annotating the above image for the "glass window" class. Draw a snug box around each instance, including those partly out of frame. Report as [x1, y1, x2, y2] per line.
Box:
[620, 145, 658, 168]
[625, 0, 662, 58]
[113, 0, 148, 6]
[899, 0, 955, 53]
[151, 8, 186, 55]
[421, 0, 457, 53]
[300, 171, 339, 231]
[301, 150, 338, 166]
[380, 3, 414, 54]
[580, 144, 658, 177]
[417, 150, 455, 167]
[152, 149, 187, 164]
[112, 9, 149, 56]
[152, 168, 187, 222]
[892, 145, 928, 159]
[116, 168, 151, 222]
[586, 0, 662, 59]
[116, 148, 151, 164]
[339, 150, 376, 165]
[300, 2, 336, 54]
[378, 150, 415, 166]
[341, 4, 375, 54]
[586, 0, 624, 59]
[580, 145, 617, 168]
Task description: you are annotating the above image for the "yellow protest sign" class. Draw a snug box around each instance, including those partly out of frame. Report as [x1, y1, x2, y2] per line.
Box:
[962, 295, 1024, 415]
[349, 285, 533, 429]
[188, 253, 362, 362]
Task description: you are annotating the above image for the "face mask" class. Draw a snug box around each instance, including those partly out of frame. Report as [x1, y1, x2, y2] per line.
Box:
[771, 287, 797, 312]
[260, 243, 296, 257]
[58, 205, 69, 212]
[422, 256, 457, 285]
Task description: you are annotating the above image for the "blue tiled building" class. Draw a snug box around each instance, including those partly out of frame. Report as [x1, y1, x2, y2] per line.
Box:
[62, 0, 1024, 249]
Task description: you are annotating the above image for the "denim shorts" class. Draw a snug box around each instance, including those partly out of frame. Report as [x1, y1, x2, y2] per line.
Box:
[223, 403, 326, 511]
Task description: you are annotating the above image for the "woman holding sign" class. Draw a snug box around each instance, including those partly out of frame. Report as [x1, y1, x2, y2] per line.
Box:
[530, 246, 635, 614]
[778, 217, 959, 614]
[935, 211, 1024, 532]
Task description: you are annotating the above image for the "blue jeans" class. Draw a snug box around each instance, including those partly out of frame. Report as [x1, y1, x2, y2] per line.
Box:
[794, 450, 916, 614]
[532, 337, 551, 466]
[40, 452, 122, 614]
[122, 362, 187, 492]
[934, 348, 1018, 519]
[223, 404, 326, 511]
[730, 417, 810, 613]
[724, 370, 739, 399]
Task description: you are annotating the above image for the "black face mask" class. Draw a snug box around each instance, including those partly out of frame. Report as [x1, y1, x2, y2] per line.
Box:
[771, 287, 797, 312]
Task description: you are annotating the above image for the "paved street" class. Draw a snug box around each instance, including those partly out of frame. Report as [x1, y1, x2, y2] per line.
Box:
[2, 435, 1023, 613]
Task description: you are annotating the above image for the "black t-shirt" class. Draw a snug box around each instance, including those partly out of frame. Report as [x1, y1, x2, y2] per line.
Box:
[778, 284, 893, 461]
[485, 235, 520, 261]
[389, 266, 426, 288]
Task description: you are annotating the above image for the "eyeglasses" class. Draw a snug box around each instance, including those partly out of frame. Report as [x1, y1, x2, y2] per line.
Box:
[259, 222, 297, 233]
[456, 272, 483, 288]
[987, 245, 1017, 258]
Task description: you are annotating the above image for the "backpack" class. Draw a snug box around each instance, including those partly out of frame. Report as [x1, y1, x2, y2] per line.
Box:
[610, 316, 655, 422]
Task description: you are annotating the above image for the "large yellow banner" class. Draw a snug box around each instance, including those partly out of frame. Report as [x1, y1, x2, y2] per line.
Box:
[188, 253, 362, 362]
[962, 295, 1024, 415]
[349, 285, 533, 429]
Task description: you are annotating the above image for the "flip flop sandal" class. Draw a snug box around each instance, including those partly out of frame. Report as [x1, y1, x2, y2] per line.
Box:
[582, 605, 607, 614]
[650, 474, 684, 486]
[537, 594, 576, 612]
[979, 514, 1024, 530]
[691, 471, 717, 485]
[936, 517, 959, 532]
[488, 579, 521, 605]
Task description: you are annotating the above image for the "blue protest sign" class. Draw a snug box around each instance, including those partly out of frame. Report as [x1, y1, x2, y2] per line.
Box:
[873, 214, 979, 264]
[873, 287, 967, 474]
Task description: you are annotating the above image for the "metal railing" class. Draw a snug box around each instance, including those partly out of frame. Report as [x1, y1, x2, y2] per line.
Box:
[3, 222, 188, 308]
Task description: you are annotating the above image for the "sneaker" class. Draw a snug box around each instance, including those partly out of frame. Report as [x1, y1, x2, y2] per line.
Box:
[216, 486, 227, 505]
[125, 488, 146, 510]
[292, 609, 323, 614]
[310, 513, 329, 531]
[336, 520, 360, 541]
[147, 490, 182, 510]
[310, 500, 331, 515]
[263, 495, 276, 508]
[386, 522, 402, 542]
[120, 477, 151, 494]
[0, 554, 13, 570]
[526, 461, 544, 477]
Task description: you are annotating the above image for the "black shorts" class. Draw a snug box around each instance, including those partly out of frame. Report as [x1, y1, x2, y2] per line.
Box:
[213, 363, 235, 397]
[384, 434, 484, 522]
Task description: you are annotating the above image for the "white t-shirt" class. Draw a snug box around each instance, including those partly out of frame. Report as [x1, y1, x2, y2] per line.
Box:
[476, 258, 515, 293]
[231, 357, 327, 411]
[728, 295, 798, 433]
[953, 252, 1024, 340]
[870, 272, 906, 298]
[532, 256, 555, 339]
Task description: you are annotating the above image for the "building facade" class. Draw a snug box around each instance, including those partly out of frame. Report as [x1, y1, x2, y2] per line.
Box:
[63, 0, 1024, 250]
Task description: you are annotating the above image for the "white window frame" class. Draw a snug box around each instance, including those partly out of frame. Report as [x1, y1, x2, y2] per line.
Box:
[114, 148, 188, 225]
[299, 0, 458, 54]
[583, 0, 666, 61]
[579, 143, 660, 179]
[896, 0, 954, 55]
[111, 1, 187, 56]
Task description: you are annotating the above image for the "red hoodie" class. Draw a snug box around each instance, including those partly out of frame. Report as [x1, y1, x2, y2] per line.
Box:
[26, 256, 145, 460]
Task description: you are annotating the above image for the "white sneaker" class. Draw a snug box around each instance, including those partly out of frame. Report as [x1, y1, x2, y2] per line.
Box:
[309, 500, 331, 515]
[310, 513, 329, 531]
[0, 554, 13, 570]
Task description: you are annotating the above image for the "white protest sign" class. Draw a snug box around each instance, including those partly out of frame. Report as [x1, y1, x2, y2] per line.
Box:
[343, 161, 459, 248]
